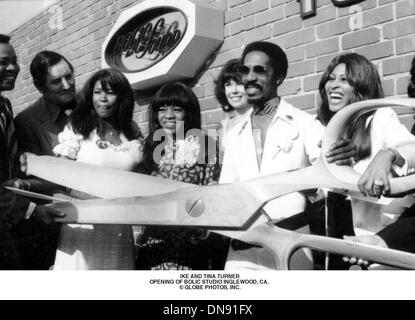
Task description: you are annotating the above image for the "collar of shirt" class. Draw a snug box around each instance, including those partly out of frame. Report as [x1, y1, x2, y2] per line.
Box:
[44, 98, 72, 124]
[0, 95, 11, 112]
[251, 99, 296, 128]
[273, 99, 296, 124]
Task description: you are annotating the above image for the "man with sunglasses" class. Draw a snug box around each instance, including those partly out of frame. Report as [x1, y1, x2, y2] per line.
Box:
[220, 41, 352, 270]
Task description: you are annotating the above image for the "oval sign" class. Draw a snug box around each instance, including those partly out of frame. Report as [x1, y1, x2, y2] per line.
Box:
[105, 7, 187, 73]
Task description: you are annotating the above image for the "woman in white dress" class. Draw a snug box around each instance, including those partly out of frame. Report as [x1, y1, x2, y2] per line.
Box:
[315, 53, 415, 268]
[52, 69, 143, 270]
[340, 55, 415, 266]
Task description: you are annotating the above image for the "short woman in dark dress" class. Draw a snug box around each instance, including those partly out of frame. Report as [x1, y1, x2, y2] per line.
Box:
[136, 82, 229, 270]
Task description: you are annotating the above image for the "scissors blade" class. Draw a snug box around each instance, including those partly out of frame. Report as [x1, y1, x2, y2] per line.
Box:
[4, 187, 68, 203]
[48, 159, 357, 228]
[50, 183, 265, 229]
[26, 155, 191, 199]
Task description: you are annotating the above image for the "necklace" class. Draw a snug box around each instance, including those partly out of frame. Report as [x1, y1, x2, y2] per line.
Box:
[103, 120, 118, 137]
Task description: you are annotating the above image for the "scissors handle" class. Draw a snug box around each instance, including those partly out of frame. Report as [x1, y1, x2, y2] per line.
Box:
[323, 98, 415, 194]
[238, 223, 415, 270]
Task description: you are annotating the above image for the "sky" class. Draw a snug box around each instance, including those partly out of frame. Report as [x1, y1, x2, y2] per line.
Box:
[0, 0, 57, 34]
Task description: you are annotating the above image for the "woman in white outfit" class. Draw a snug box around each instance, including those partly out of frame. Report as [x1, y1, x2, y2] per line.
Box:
[316, 53, 415, 268]
[52, 69, 143, 270]
[339, 55, 415, 267]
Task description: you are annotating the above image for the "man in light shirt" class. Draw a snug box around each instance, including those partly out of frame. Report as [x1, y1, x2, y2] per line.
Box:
[220, 42, 334, 270]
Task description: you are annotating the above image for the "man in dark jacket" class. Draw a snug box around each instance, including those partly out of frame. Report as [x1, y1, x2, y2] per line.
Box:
[0, 35, 64, 270]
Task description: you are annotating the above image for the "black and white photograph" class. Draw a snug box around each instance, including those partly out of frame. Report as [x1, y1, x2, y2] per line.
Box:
[1, 0, 415, 302]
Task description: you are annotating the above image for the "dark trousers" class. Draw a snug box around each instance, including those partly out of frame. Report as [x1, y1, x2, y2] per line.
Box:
[11, 219, 60, 270]
[306, 192, 355, 270]
[0, 220, 22, 270]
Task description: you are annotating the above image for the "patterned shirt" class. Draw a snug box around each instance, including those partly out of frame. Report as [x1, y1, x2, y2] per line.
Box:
[136, 136, 229, 270]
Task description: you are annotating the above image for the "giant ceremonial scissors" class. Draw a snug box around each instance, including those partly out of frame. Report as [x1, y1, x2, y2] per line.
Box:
[14, 98, 415, 269]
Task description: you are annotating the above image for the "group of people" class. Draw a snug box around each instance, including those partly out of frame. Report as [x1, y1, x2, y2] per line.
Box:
[1, 31, 415, 270]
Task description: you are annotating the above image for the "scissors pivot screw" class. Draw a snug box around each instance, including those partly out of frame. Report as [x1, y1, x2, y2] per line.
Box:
[185, 199, 205, 217]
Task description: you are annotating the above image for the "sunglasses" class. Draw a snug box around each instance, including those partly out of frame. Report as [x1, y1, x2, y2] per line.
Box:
[238, 65, 269, 76]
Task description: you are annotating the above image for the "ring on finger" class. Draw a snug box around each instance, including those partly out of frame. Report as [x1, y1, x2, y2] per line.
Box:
[374, 179, 384, 186]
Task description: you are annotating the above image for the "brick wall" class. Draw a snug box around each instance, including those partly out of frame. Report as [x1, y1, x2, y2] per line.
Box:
[6, 0, 415, 134]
